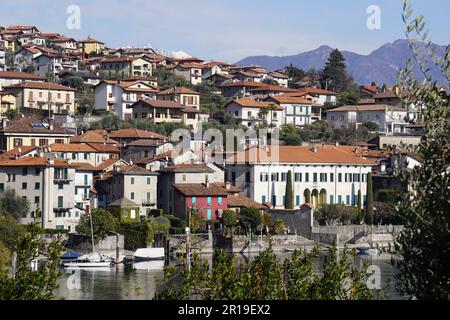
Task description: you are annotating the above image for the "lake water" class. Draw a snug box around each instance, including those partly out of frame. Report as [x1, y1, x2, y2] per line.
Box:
[55, 251, 406, 300]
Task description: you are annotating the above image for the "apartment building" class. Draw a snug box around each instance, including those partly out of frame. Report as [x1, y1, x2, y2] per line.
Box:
[169, 63, 203, 85]
[78, 37, 105, 55]
[225, 145, 374, 209]
[33, 51, 79, 78]
[100, 57, 153, 78]
[224, 98, 284, 128]
[265, 95, 316, 126]
[157, 87, 201, 110]
[0, 71, 46, 91]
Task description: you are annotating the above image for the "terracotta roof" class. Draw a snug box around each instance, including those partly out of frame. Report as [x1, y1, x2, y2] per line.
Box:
[159, 163, 215, 173]
[132, 99, 186, 109]
[127, 76, 158, 82]
[109, 197, 139, 207]
[126, 139, 165, 147]
[3, 81, 75, 91]
[0, 71, 45, 81]
[228, 145, 375, 165]
[373, 90, 399, 99]
[109, 129, 167, 141]
[268, 71, 289, 79]
[296, 88, 337, 95]
[265, 96, 312, 105]
[95, 159, 125, 171]
[236, 71, 261, 78]
[0, 117, 73, 135]
[0, 156, 78, 167]
[86, 143, 120, 153]
[219, 81, 265, 88]
[225, 98, 284, 110]
[101, 57, 135, 63]
[72, 162, 97, 171]
[48, 143, 96, 152]
[117, 164, 153, 175]
[327, 104, 406, 112]
[227, 194, 267, 210]
[213, 182, 241, 193]
[173, 183, 229, 197]
[79, 37, 104, 44]
[158, 87, 199, 96]
[134, 150, 173, 165]
[248, 85, 298, 93]
[70, 131, 118, 144]
[0, 146, 39, 160]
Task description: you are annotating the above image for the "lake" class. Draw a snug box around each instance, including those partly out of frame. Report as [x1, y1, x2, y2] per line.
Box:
[55, 252, 406, 300]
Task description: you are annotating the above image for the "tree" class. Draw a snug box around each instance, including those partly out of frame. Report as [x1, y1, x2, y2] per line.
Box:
[65, 76, 86, 92]
[285, 171, 294, 209]
[0, 189, 30, 220]
[239, 207, 262, 232]
[221, 210, 238, 236]
[393, 0, 450, 299]
[3, 109, 22, 120]
[337, 90, 361, 106]
[317, 204, 358, 226]
[0, 214, 26, 249]
[188, 211, 205, 234]
[0, 220, 63, 300]
[322, 49, 354, 92]
[76, 208, 119, 241]
[365, 173, 374, 225]
[362, 121, 379, 132]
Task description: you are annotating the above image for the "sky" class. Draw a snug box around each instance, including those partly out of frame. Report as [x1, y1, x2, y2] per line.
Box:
[0, 0, 449, 62]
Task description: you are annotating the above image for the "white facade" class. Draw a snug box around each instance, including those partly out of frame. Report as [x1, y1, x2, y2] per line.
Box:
[225, 101, 284, 129]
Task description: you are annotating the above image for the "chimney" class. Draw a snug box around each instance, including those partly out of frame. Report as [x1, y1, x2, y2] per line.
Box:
[205, 177, 210, 188]
[48, 158, 54, 165]
[1, 118, 8, 129]
[335, 141, 340, 147]
[311, 145, 317, 153]
[225, 181, 231, 190]
[49, 118, 54, 131]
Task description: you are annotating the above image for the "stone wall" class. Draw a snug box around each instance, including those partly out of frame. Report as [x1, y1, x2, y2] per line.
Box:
[65, 233, 125, 253]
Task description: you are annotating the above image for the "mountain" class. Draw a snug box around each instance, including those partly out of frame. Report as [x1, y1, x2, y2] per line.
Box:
[235, 39, 448, 85]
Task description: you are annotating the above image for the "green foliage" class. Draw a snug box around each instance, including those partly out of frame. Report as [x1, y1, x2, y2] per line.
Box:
[4, 109, 22, 120]
[373, 202, 400, 225]
[0, 189, 30, 220]
[317, 205, 358, 226]
[336, 90, 361, 106]
[376, 189, 400, 204]
[222, 210, 238, 228]
[322, 49, 355, 93]
[392, 0, 450, 299]
[76, 208, 119, 241]
[239, 207, 263, 232]
[188, 210, 206, 233]
[365, 173, 374, 225]
[362, 121, 379, 132]
[0, 220, 63, 300]
[273, 218, 287, 235]
[153, 66, 191, 90]
[90, 113, 122, 131]
[0, 214, 26, 249]
[65, 76, 86, 92]
[285, 171, 294, 209]
[158, 244, 376, 300]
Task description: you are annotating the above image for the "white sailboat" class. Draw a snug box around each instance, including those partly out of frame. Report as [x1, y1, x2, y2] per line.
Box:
[64, 211, 112, 268]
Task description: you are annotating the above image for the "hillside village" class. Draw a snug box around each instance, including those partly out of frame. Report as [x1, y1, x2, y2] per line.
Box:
[0, 24, 430, 239]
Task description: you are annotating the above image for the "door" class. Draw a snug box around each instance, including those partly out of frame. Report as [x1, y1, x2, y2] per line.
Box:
[207, 209, 212, 221]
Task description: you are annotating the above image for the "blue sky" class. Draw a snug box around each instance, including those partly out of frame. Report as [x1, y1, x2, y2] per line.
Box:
[1, 0, 448, 62]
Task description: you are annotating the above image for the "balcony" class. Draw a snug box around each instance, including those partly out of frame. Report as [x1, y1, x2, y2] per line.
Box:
[54, 175, 73, 184]
[53, 202, 74, 211]
[142, 200, 155, 207]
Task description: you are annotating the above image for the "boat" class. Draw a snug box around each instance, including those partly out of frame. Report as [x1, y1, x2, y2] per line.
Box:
[64, 211, 112, 269]
[356, 246, 380, 256]
[61, 251, 83, 262]
[133, 260, 165, 271]
[133, 248, 165, 261]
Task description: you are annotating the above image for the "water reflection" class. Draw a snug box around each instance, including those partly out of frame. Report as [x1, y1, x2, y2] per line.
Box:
[56, 252, 405, 300]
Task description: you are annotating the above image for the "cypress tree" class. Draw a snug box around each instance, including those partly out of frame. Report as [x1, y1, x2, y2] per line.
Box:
[285, 171, 294, 209]
[365, 173, 374, 225]
[322, 49, 353, 92]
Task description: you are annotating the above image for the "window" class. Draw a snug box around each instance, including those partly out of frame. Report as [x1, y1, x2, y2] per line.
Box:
[305, 173, 309, 182]
[330, 195, 334, 204]
[338, 173, 342, 182]
[35, 182, 40, 189]
[0, 183, 4, 191]
[31, 139, 36, 146]
[39, 139, 48, 147]
[13, 138, 23, 147]
[207, 197, 212, 205]
[283, 195, 286, 206]
[338, 195, 343, 204]
[72, 153, 78, 160]
[35, 168, 41, 175]
[84, 175, 88, 185]
[330, 173, 334, 182]
[362, 174, 366, 182]
[35, 196, 39, 204]
[353, 174, 360, 182]
[22, 168, 28, 176]
[346, 195, 350, 205]
[84, 153, 90, 160]
[22, 182, 27, 190]
[58, 196, 63, 208]
[58, 184, 63, 190]
[131, 177, 135, 185]
[262, 195, 266, 204]
[313, 173, 318, 183]
[294, 173, 302, 182]
[281, 172, 287, 182]
[271, 173, 279, 182]
[320, 173, 327, 182]
[218, 197, 223, 205]
[192, 197, 197, 204]
[272, 195, 277, 206]
[147, 177, 151, 184]
[353, 195, 358, 205]
[260, 173, 268, 182]
[296, 195, 300, 206]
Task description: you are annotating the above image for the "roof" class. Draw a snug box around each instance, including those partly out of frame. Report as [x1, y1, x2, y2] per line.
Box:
[327, 104, 406, 113]
[0, 146, 39, 160]
[71, 162, 97, 171]
[3, 81, 75, 92]
[109, 197, 139, 207]
[219, 81, 266, 88]
[0, 71, 45, 81]
[159, 163, 215, 173]
[158, 87, 199, 96]
[228, 145, 375, 165]
[48, 143, 96, 153]
[79, 37, 104, 44]
[126, 139, 165, 147]
[295, 88, 337, 95]
[0, 117, 73, 135]
[225, 98, 284, 110]
[132, 99, 186, 109]
[109, 129, 167, 141]
[248, 85, 298, 93]
[0, 156, 78, 167]
[265, 96, 312, 105]
[70, 131, 118, 144]
[101, 57, 135, 63]
[95, 159, 125, 171]
[227, 194, 267, 210]
[173, 183, 229, 197]
[86, 143, 120, 153]
[117, 164, 154, 175]
[373, 90, 399, 99]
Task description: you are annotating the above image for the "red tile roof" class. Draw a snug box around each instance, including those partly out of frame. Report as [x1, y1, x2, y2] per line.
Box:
[327, 104, 405, 112]
[159, 163, 215, 173]
[225, 98, 284, 110]
[109, 129, 167, 140]
[158, 87, 199, 96]
[3, 81, 74, 91]
[219, 81, 265, 88]
[0, 117, 73, 135]
[70, 131, 118, 144]
[0, 156, 78, 167]
[0, 71, 45, 81]
[173, 183, 229, 196]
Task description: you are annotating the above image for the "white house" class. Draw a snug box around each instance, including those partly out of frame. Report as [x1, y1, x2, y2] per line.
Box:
[225, 145, 374, 209]
[326, 104, 409, 135]
[94, 80, 159, 120]
[265, 95, 316, 126]
[224, 98, 284, 129]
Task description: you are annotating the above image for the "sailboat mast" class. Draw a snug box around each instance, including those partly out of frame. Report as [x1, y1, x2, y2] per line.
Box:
[89, 210, 95, 255]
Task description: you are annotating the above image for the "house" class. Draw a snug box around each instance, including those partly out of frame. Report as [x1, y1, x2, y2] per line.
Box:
[94, 80, 159, 119]
[108, 128, 167, 145]
[59, 71, 101, 88]
[33, 51, 79, 78]
[169, 62, 203, 85]
[0, 117, 74, 151]
[157, 86, 200, 110]
[225, 145, 374, 209]
[121, 139, 173, 164]
[326, 104, 409, 135]
[47, 36, 78, 51]
[295, 88, 338, 106]
[130, 99, 201, 130]
[95, 164, 158, 216]
[247, 85, 298, 96]
[0, 38, 5, 70]
[205, 73, 235, 85]
[135, 149, 200, 173]
[78, 37, 105, 55]
[70, 130, 119, 146]
[0, 93, 16, 115]
[72, 162, 97, 217]
[0, 70, 46, 91]
[267, 71, 289, 87]
[45, 143, 119, 167]
[367, 134, 422, 150]
[201, 61, 234, 79]
[100, 57, 153, 78]
[224, 98, 284, 128]
[3, 81, 76, 115]
[0, 156, 80, 231]
[219, 81, 265, 98]
[173, 182, 229, 221]
[125, 76, 158, 87]
[372, 90, 403, 108]
[264, 95, 315, 126]
[14, 46, 43, 71]
[232, 71, 262, 83]
[5, 25, 40, 35]
[17, 33, 46, 47]
[157, 162, 225, 216]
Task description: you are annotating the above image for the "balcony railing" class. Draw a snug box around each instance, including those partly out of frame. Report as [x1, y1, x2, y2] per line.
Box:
[53, 202, 74, 211]
[142, 200, 155, 206]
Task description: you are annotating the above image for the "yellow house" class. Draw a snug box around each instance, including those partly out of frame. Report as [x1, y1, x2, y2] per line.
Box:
[157, 87, 200, 110]
[0, 93, 16, 114]
[78, 37, 105, 55]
